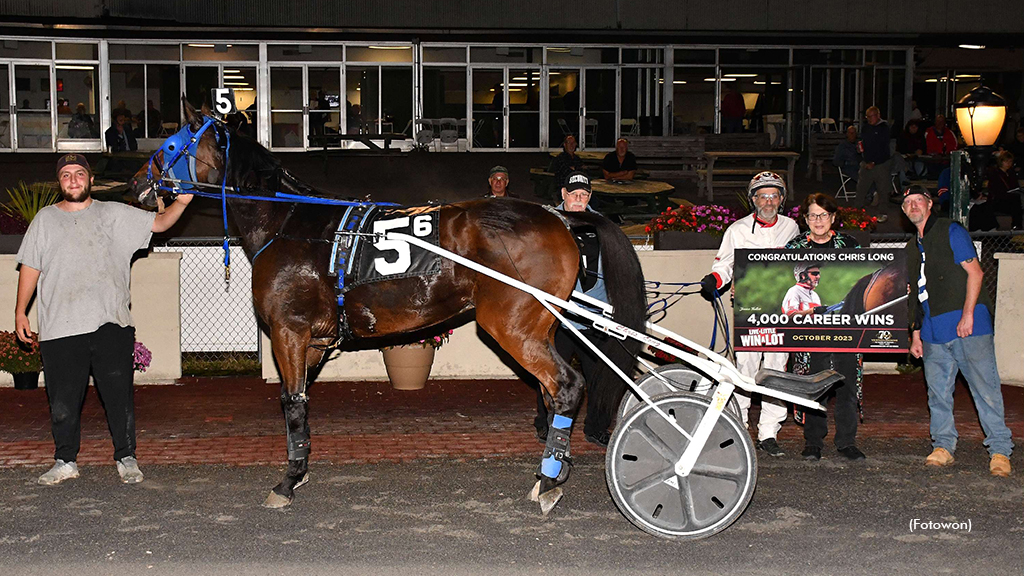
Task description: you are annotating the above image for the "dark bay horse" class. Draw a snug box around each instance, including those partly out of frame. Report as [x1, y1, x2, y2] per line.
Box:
[840, 263, 905, 315]
[129, 101, 645, 513]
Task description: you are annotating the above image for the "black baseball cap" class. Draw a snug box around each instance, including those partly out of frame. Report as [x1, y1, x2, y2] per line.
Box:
[902, 184, 932, 201]
[564, 170, 591, 193]
[56, 153, 91, 176]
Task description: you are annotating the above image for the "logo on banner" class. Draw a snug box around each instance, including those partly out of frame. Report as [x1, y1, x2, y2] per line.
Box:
[870, 329, 901, 348]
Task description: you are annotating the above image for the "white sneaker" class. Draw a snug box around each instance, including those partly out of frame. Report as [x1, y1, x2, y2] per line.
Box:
[38, 459, 80, 485]
[116, 456, 144, 484]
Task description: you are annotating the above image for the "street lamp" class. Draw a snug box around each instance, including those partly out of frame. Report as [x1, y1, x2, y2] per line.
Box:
[953, 85, 1007, 207]
[955, 85, 1006, 147]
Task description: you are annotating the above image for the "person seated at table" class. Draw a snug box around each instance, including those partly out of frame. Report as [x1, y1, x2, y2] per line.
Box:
[925, 115, 958, 156]
[897, 120, 927, 179]
[551, 134, 584, 186]
[601, 138, 637, 181]
[483, 165, 516, 198]
[104, 112, 138, 153]
[832, 126, 861, 182]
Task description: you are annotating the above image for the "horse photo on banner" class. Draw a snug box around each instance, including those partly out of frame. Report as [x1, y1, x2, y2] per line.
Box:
[732, 248, 909, 353]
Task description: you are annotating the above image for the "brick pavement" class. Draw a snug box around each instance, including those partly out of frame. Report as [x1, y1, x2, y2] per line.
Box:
[1, 374, 1021, 467]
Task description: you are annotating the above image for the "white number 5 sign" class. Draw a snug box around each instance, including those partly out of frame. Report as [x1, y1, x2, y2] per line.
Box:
[211, 88, 237, 116]
[371, 215, 434, 275]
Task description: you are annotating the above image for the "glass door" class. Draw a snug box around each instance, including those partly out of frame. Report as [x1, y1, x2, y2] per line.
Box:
[14, 63, 53, 150]
[507, 68, 540, 148]
[471, 68, 504, 149]
[307, 66, 341, 144]
[585, 68, 617, 148]
[0, 63, 10, 150]
[548, 68, 580, 147]
[268, 66, 305, 149]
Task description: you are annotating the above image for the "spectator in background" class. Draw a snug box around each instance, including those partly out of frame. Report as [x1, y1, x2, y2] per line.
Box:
[551, 134, 584, 187]
[104, 113, 138, 153]
[982, 151, 1022, 230]
[601, 138, 637, 181]
[483, 165, 516, 198]
[66, 103, 96, 139]
[854, 106, 891, 221]
[833, 125, 862, 182]
[136, 100, 162, 139]
[925, 114, 958, 156]
[721, 85, 746, 134]
[897, 120, 928, 181]
[908, 100, 923, 122]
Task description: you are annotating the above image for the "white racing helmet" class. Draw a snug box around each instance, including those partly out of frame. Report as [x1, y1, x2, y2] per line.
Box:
[793, 261, 823, 283]
[747, 171, 787, 205]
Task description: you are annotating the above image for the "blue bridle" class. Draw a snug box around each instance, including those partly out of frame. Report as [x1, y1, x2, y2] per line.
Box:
[146, 115, 234, 275]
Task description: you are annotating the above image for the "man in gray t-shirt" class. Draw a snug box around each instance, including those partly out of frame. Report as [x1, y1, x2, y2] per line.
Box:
[15, 153, 192, 486]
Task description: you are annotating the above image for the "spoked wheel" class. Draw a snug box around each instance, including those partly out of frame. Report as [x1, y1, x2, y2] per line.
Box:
[619, 364, 741, 422]
[606, 391, 756, 540]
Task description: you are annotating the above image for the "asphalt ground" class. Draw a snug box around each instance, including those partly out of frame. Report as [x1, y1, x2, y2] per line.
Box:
[0, 375, 1022, 574]
[0, 438, 1021, 576]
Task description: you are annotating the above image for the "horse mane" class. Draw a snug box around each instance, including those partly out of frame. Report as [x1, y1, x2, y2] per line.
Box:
[224, 129, 322, 198]
[840, 268, 877, 315]
[475, 199, 529, 232]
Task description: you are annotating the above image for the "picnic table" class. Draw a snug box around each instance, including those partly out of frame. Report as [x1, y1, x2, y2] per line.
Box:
[699, 150, 800, 201]
[309, 132, 406, 172]
[589, 178, 674, 220]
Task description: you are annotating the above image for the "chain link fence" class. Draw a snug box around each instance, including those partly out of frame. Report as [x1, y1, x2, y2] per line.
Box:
[153, 238, 261, 376]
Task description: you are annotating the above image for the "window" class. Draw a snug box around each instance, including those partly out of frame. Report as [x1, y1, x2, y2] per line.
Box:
[672, 68, 716, 134]
[109, 64, 181, 139]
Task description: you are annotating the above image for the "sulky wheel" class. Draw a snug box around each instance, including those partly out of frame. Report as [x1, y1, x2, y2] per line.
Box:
[606, 391, 756, 540]
[619, 364, 740, 422]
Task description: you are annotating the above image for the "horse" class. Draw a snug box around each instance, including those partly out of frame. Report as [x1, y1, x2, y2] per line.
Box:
[129, 99, 646, 514]
[839, 263, 905, 315]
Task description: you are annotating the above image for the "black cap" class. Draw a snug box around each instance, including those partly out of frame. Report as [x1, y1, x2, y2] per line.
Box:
[56, 153, 91, 176]
[902, 184, 932, 201]
[564, 170, 591, 193]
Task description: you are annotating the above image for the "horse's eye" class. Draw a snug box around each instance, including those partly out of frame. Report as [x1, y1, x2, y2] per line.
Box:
[168, 145, 175, 151]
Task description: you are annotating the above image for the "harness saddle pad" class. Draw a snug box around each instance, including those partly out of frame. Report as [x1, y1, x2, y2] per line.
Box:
[330, 205, 443, 306]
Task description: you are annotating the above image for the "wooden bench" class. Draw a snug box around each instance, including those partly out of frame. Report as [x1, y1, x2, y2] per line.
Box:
[628, 136, 705, 181]
[696, 168, 764, 197]
[807, 133, 847, 181]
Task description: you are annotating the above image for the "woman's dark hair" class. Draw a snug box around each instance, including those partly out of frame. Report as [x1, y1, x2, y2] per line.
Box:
[904, 119, 920, 131]
[800, 192, 839, 223]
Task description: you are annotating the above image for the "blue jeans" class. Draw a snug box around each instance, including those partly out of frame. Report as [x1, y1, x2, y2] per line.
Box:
[922, 334, 1013, 457]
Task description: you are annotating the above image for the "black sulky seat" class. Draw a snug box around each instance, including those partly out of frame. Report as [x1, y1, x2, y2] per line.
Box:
[754, 368, 843, 401]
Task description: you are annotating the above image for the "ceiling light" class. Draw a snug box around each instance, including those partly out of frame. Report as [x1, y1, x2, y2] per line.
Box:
[754, 81, 766, 85]
[673, 80, 687, 84]
[187, 44, 214, 48]
[224, 82, 248, 86]
[223, 75, 245, 80]
[725, 73, 757, 78]
[55, 65, 94, 70]
[958, 44, 985, 50]
[368, 45, 410, 50]
[223, 69, 240, 73]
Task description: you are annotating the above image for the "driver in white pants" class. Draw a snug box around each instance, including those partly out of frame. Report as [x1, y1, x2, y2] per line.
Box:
[700, 172, 799, 457]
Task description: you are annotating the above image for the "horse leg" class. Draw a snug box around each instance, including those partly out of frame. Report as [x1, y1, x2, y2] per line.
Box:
[479, 299, 584, 515]
[263, 327, 323, 509]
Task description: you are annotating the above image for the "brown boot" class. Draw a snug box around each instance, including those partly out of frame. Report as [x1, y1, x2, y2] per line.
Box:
[925, 447, 954, 467]
[990, 454, 1011, 477]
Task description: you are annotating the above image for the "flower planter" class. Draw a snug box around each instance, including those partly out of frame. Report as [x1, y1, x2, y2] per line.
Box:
[381, 345, 436, 390]
[653, 230, 723, 250]
[12, 371, 39, 390]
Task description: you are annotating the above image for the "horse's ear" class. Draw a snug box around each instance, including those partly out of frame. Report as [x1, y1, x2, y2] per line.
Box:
[182, 95, 204, 131]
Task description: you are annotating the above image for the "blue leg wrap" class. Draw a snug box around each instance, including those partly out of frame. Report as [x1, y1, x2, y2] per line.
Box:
[538, 415, 573, 482]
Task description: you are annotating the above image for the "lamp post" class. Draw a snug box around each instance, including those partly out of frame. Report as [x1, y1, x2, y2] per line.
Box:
[949, 86, 1007, 225]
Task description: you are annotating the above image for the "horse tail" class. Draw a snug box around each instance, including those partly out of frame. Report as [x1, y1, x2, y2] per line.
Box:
[562, 211, 646, 424]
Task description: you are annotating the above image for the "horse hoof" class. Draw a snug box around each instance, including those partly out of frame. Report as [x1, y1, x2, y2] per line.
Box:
[263, 490, 293, 509]
[538, 487, 563, 516]
[294, 472, 310, 490]
[527, 480, 541, 503]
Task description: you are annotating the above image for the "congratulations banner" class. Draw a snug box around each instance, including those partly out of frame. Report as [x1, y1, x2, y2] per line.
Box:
[732, 248, 908, 353]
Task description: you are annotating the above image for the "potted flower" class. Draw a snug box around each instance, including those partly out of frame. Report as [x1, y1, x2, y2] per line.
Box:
[0, 181, 61, 254]
[380, 330, 453, 390]
[646, 204, 739, 250]
[134, 341, 152, 373]
[0, 330, 43, 390]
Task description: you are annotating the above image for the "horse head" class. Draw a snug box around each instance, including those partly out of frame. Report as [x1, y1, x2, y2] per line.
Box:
[129, 96, 228, 208]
